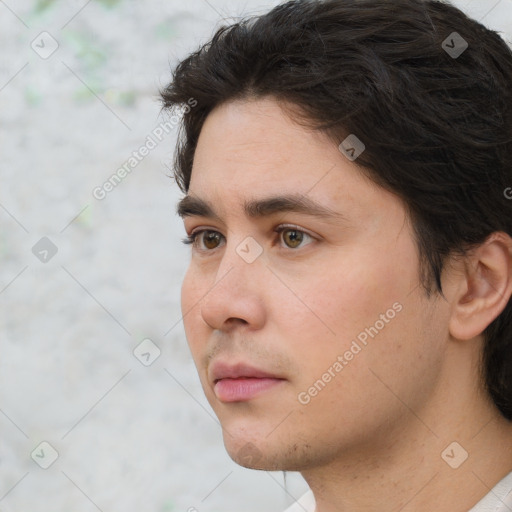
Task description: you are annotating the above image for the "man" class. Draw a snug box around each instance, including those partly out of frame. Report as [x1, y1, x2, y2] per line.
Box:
[161, 0, 512, 510]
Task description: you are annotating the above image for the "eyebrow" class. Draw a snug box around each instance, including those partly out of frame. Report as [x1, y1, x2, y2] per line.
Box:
[176, 193, 347, 223]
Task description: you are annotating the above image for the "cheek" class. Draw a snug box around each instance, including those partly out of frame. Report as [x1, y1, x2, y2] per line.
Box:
[180, 267, 194, 316]
[285, 238, 418, 353]
[180, 267, 206, 355]
[279, 233, 425, 391]
[288, 253, 444, 437]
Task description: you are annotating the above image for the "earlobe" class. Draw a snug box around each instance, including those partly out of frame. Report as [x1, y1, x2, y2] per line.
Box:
[449, 232, 512, 341]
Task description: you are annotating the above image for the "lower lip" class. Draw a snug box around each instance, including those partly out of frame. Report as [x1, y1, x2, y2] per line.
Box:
[214, 378, 284, 402]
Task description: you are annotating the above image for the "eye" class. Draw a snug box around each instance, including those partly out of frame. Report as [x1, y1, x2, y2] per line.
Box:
[275, 225, 314, 249]
[182, 230, 225, 251]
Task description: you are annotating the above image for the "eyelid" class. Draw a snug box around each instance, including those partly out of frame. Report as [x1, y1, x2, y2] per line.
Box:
[276, 223, 316, 238]
[187, 223, 316, 237]
[188, 226, 217, 237]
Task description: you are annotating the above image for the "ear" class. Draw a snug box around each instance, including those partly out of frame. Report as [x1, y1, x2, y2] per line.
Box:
[449, 232, 512, 341]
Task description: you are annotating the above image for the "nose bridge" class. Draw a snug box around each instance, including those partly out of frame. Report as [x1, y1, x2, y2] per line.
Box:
[200, 235, 266, 330]
[215, 234, 264, 293]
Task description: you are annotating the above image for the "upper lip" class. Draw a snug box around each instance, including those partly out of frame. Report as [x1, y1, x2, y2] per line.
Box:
[210, 360, 283, 383]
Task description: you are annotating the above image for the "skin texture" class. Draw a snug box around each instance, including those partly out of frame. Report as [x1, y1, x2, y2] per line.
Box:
[179, 97, 512, 512]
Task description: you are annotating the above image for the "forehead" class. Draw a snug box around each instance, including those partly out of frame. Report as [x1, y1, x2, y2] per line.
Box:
[189, 98, 356, 200]
[183, 97, 399, 231]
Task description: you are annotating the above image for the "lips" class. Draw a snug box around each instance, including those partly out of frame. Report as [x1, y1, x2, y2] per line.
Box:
[210, 361, 282, 383]
[210, 361, 285, 402]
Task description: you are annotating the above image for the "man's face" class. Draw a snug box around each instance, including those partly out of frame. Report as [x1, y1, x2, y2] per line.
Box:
[179, 97, 448, 471]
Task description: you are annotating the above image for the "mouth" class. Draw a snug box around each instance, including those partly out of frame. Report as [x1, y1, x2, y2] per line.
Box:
[210, 361, 286, 403]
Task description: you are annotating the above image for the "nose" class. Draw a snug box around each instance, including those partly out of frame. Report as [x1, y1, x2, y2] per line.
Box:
[199, 241, 267, 333]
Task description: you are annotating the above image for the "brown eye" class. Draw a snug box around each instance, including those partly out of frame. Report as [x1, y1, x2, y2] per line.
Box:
[202, 231, 222, 250]
[282, 229, 304, 249]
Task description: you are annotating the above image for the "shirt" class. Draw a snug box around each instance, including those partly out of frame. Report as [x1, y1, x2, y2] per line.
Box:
[283, 470, 512, 512]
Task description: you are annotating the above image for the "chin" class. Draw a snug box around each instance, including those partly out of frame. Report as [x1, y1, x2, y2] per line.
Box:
[229, 441, 267, 469]
[224, 435, 309, 472]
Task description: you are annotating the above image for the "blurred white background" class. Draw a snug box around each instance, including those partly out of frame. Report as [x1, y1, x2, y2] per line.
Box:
[0, 1, 510, 511]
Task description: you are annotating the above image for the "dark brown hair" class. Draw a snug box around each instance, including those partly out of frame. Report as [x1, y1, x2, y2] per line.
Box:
[161, 0, 512, 418]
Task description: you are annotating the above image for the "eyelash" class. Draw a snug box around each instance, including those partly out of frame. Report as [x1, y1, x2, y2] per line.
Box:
[181, 225, 314, 252]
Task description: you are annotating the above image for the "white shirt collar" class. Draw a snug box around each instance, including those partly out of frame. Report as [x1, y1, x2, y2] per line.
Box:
[469, 471, 512, 512]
